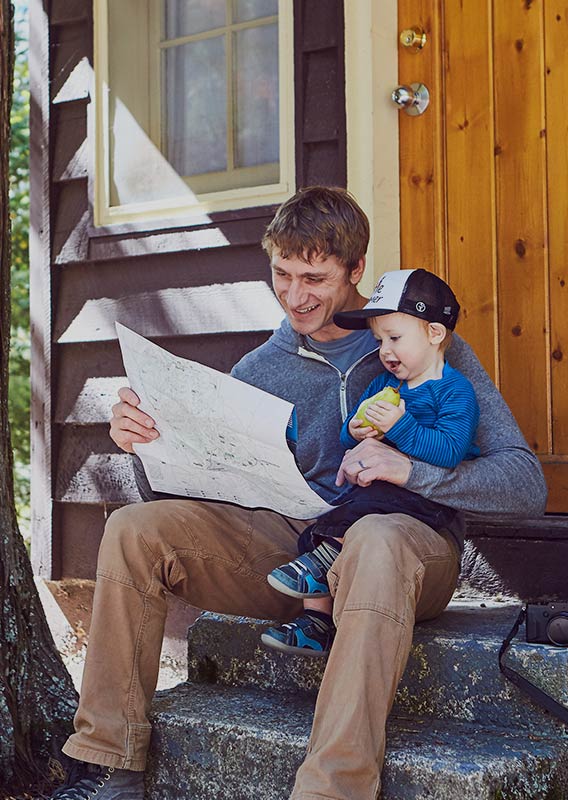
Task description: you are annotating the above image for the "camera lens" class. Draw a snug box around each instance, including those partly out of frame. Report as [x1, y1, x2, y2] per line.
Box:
[546, 613, 568, 646]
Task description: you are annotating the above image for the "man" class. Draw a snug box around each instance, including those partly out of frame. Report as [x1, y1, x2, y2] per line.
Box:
[51, 187, 546, 800]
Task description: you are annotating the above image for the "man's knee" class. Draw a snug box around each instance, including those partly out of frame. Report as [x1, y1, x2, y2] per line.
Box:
[326, 515, 420, 624]
[97, 501, 173, 577]
[331, 514, 457, 620]
[341, 513, 419, 567]
[98, 503, 142, 565]
[98, 499, 245, 584]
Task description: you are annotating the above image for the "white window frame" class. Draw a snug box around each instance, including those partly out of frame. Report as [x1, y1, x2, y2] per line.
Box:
[93, 0, 295, 227]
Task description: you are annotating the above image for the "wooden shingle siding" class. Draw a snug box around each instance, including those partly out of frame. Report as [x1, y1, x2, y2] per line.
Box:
[51, 0, 89, 27]
[52, 105, 89, 183]
[50, 20, 91, 103]
[294, 0, 346, 188]
[54, 334, 271, 426]
[55, 502, 118, 580]
[55, 426, 136, 505]
[31, 0, 348, 579]
[68, 212, 276, 264]
[52, 180, 90, 263]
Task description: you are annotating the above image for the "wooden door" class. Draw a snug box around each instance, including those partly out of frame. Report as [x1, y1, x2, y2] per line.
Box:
[398, 0, 567, 513]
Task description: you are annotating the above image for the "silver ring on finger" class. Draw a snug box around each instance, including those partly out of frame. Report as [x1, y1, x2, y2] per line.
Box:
[357, 460, 365, 469]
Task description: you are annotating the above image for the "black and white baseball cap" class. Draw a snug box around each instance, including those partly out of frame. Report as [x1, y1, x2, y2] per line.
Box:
[334, 268, 460, 331]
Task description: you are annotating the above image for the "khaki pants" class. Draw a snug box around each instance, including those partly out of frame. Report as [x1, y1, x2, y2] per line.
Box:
[62, 499, 460, 799]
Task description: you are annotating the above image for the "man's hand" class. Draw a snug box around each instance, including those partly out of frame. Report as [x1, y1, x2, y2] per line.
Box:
[360, 397, 405, 435]
[109, 387, 159, 453]
[336, 438, 412, 488]
[347, 417, 380, 442]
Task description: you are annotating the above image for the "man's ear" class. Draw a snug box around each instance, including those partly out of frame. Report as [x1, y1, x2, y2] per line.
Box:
[428, 322, 447, 344]
[350, 256, 366, 285]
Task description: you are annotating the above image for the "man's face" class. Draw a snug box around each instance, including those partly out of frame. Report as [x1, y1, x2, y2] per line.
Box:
[271, 251, 365, 342]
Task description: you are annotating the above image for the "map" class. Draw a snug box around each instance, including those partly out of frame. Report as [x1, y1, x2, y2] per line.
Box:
[116, 324, 335, 519]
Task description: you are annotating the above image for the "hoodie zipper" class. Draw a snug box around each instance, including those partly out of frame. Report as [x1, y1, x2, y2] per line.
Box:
[297, 345, 379, 421]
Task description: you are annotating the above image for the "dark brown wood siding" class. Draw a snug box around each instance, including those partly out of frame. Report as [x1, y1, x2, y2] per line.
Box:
[294, 0, 346, 188]
[30, 0, 347, 579]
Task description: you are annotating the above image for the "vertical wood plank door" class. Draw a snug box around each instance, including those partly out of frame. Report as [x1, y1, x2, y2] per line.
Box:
[398, 0, 568, 512]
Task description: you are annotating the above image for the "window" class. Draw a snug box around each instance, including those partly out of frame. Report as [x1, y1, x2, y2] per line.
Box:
[94, 0, 295, 225]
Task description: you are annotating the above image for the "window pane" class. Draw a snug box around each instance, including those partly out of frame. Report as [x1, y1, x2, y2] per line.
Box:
[233, 0, 278, 23]
[165, 0, 226, 39]
[165, 37, 227, 176]
[234, 24, 279, 169]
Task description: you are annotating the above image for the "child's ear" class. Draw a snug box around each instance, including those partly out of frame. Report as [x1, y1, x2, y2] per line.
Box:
[428, 322, 447, 344]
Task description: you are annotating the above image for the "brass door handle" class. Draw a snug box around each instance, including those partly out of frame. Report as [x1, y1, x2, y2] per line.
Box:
[400, 27, 427, 51]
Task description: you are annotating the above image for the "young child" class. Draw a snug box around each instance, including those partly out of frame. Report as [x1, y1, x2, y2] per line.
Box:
[261, 268, 480, 656]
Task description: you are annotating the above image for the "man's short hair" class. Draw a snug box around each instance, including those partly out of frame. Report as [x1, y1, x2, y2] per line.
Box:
[262, 186, 370, 273]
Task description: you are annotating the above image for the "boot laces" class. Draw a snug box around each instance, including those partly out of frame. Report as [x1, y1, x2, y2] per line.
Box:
[52, 764, 115, 799]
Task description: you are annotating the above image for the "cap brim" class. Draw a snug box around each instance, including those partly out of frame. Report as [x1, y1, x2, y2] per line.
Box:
[333, 308, 395, 330]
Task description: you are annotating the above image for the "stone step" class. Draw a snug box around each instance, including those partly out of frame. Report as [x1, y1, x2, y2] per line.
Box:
[185, 601, 568, 735]
[147, 681, 568, 800]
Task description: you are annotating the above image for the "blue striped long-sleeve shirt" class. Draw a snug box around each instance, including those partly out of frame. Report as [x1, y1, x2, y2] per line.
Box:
[340, 362, 480, 469]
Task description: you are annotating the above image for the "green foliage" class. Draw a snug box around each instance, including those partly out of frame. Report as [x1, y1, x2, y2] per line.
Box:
[9, 1, 31, 537]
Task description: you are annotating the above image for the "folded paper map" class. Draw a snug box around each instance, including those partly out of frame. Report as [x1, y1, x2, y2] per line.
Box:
[116, 324, 335, 519]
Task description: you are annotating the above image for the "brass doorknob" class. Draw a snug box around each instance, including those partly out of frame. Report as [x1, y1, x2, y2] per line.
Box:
[400, 27, 427, 51]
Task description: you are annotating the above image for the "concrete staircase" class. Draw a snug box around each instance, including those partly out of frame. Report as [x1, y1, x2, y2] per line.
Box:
[145, 599, 568, 800]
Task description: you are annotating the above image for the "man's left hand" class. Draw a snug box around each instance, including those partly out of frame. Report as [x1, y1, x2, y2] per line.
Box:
[336, 438, 412, 488]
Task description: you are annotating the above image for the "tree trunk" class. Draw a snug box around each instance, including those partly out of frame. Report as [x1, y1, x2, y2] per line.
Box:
[0, 2, 77, 793]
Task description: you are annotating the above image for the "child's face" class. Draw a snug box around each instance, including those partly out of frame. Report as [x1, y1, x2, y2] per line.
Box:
[369, 313, 446, 383]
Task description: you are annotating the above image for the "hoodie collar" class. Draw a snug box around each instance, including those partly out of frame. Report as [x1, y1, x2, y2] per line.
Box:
[269, 317, 304, 354]
[269, 316, 377, 363]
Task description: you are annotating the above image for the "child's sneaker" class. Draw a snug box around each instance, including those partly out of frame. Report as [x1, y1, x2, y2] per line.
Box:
[267, 540, 342, 599]
[261, 611, 335, 656]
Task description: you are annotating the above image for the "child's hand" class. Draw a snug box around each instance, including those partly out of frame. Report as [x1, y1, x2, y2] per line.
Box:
[361, 398, 406, 435]
[348, 417, 380, 441]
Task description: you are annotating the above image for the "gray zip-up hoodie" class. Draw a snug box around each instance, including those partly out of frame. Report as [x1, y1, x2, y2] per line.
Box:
[231, 318, 547, 519]
[134, 318, 547, 536]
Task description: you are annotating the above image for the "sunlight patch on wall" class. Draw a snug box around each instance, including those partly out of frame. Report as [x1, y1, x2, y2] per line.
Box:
[57, 280, 285, 343]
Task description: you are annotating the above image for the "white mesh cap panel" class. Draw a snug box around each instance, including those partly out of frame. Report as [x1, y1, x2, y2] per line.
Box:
[366, 269, 416, 312]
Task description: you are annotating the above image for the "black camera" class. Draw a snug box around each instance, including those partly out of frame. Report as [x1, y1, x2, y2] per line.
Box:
[525, 603, 568, 646]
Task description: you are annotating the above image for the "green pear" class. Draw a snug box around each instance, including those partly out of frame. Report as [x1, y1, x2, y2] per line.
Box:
[354, 385, 401, 434]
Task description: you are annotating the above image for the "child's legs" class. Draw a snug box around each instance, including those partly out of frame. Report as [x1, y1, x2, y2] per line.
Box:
[304, 595, 333, 615]
[304, 536, 344, 616]
[303, 536, 343, 616]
